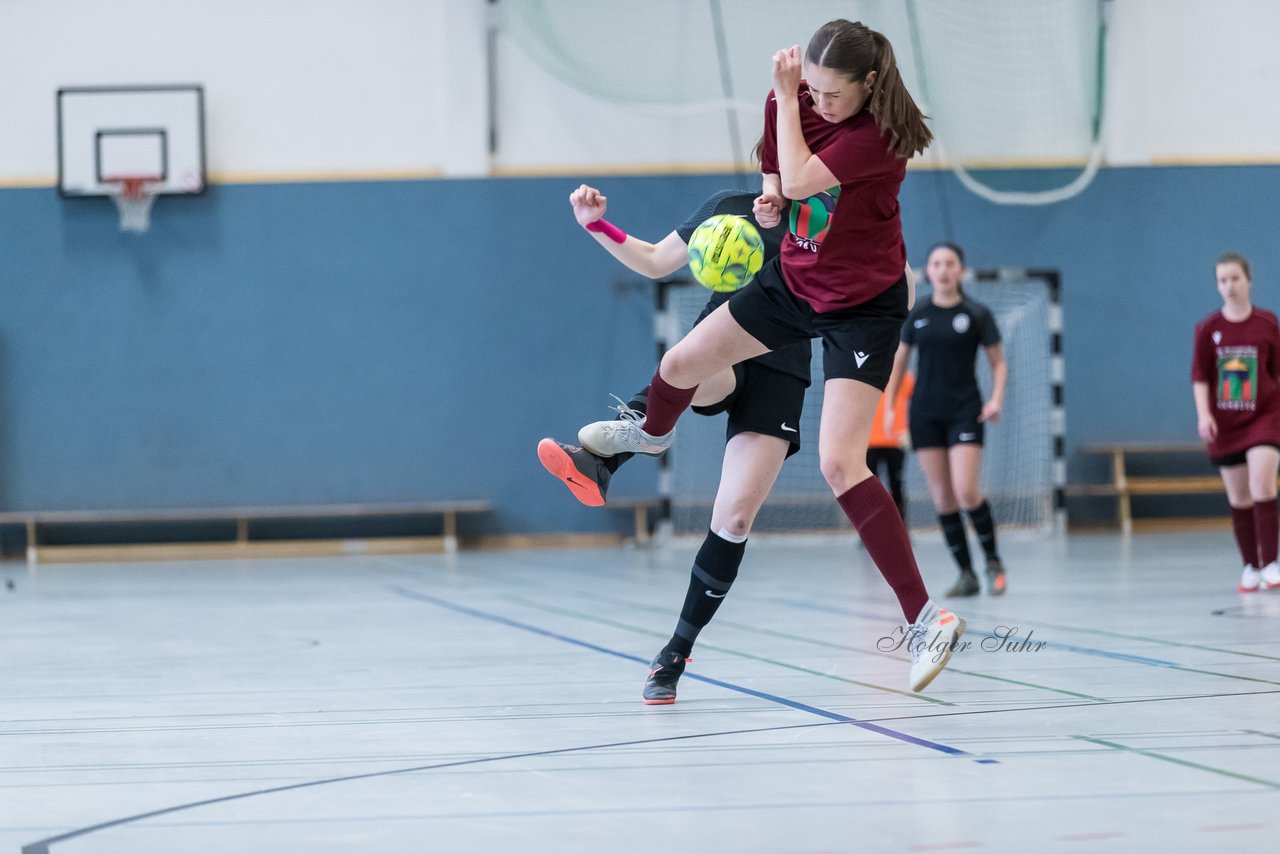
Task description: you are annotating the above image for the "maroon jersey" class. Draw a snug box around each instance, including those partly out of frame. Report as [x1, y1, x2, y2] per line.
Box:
[759, 83, 907, 313]
[1191, 307, 1280, 457]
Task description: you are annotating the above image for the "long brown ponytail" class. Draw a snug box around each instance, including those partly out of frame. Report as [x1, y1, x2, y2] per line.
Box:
[806, 20, 932, 158]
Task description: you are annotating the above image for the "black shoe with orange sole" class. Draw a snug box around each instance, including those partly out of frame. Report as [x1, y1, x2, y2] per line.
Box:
[537, 438, 611, 507]
[986, 560, 1007, 596]
[945, 571, 980, 597]
[642, 649, 689, 705]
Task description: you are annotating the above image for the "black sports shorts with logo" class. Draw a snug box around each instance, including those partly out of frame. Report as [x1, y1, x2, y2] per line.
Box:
[726, 256, 907, 390]
[909, 415, 985, 449]
[692, 360, 806, 457]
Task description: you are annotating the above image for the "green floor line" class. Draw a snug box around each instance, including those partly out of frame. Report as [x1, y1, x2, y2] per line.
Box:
[590, 592, 1107, 702]
[501, 594, 952, 705]
[1242, 729, 1280, 741]
[1072, 735, 1280, 790]
[772, 596, 1280, 688]
[710, 618, 1106, 702]
[956, 605, 1280, 662]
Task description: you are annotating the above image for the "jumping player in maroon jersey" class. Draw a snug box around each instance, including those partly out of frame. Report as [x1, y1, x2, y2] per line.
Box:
[571, 20, 965, 693]
[1192, 252, 1280, 593]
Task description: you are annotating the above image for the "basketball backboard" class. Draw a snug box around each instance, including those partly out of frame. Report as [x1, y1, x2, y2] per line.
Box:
[57, 85, 206, 197]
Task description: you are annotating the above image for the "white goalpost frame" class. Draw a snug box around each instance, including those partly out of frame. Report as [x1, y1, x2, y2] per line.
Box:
[654, 268, 1065, 540]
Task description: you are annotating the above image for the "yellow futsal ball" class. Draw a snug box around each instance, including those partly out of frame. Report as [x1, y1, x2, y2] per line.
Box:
[687, 214, 765, 293]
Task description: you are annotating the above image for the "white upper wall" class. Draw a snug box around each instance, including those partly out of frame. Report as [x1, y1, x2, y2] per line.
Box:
[0, 0, 487, 184]
[0, 0, 1277, 185]
[1106, 0, 1280, 164]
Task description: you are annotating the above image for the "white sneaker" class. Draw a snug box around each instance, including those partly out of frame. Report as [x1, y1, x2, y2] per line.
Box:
[906, 603, 966, 693]
[1259, 562, 1280, 590]
[1239, 565, 1263, 593]
[577, 395, 675, 457]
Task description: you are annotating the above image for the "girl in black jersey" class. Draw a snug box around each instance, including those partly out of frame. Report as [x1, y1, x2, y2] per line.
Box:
[884, 243, 1008, 597]
[539, 184, 813, 704]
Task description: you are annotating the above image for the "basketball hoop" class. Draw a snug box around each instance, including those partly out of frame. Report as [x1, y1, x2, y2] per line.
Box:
[105, 177, 159, 233]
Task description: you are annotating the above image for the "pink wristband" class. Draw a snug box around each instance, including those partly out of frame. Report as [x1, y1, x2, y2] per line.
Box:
[585, 218, 626, 244]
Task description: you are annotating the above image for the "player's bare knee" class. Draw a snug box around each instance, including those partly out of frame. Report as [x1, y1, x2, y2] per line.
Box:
[657, 349, 681, 382]
[659, 348, 699, 388]
[931, 486, 959, 513]
[956, 489, 983, 510]
[1250, 483, 1277, 503]
[720, 513, 753, 540]
[820, 454, 870, 494]
[1224, 484, 1253, 508]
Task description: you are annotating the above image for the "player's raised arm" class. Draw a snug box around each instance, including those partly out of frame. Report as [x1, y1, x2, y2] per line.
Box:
[569, 184, 688, 279]
[754, 174, 785, 229]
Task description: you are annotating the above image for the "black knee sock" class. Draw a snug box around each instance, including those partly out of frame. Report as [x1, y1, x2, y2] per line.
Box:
[602, 386, 650, 474]
[965, 500, 1000, 564]
[939, 512, 974, 574]
[664, 530, 745, 658]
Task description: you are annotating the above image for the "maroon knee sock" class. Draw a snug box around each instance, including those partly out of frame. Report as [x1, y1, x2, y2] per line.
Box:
[1253, 499, 1278, 566]
[641, 371, 697, 437]
[1231, 506, 1259, 568]
[837, 476, 930, 623]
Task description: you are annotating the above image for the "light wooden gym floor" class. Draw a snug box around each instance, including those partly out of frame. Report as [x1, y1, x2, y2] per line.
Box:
[3, 529, 1278, 853]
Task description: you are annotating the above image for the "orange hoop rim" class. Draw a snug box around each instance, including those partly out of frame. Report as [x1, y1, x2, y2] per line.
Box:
[104, 176, 162, 200]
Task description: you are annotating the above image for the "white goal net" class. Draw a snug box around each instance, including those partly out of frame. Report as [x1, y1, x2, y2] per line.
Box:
[498, 0, 1106, 203]
[661, 270, 1058, 536]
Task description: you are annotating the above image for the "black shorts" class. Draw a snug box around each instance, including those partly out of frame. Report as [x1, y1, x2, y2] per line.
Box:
[909, 415, 984, 449]
[726, 257, 907, 390]
[692, 360, 806, 457]
[866, 446, 906, 471]
[1210, 444, 1280, 467]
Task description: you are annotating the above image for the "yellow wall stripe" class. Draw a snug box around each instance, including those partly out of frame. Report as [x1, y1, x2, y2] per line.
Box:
[5, 155, 1280, 189]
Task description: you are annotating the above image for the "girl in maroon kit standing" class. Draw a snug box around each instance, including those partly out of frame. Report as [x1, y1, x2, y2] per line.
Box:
[1192, 253, 1280, 593]
[574, 19, 965, 693]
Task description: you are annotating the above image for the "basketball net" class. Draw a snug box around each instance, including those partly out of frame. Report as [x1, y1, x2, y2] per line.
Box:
[107, 177, 158, 232]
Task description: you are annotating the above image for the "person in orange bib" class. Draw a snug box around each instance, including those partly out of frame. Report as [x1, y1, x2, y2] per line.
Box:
[867, 370, 914, 521]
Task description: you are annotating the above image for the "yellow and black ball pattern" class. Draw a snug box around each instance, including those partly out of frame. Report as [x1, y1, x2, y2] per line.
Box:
[686, 214, 765, 293]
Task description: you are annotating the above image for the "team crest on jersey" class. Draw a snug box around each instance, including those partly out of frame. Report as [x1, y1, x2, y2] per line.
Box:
[1217, 346, 1258, 410]
[789, 185, 841, 252]
[952, 313, 971, 333]
[1212, 330, 1223, 344]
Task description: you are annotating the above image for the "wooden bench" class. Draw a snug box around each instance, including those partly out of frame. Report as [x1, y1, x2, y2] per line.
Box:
[607, 498, 665, 544]
[0, 500, 492, 564]
[1068, 443, 1224, 531]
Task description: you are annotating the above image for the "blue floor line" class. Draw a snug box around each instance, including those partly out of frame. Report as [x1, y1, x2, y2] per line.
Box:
[387, 584, 982, 761]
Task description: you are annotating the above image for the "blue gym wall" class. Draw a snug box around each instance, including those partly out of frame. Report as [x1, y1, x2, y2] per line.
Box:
[1, 165, 1276, 532]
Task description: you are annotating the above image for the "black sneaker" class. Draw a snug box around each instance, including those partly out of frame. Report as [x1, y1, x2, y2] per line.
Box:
[986, 560, 1007, 596]
[537, 438, 611, 507]
[945, 571, 980, 597]
[642, 649, 688, 705]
